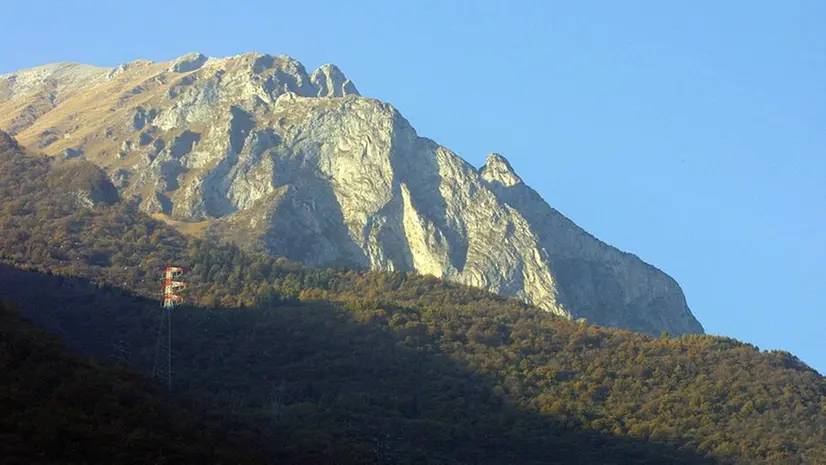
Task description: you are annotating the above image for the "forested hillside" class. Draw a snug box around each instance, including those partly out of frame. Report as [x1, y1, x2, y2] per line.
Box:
[1, 130, 825, 463]
[0, 302, 270, 464]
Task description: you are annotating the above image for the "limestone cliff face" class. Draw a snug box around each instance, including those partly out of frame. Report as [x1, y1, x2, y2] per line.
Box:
[0, 52, 703, 335]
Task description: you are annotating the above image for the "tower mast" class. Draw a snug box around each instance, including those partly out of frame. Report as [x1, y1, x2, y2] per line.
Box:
[153, 265, 186, 390]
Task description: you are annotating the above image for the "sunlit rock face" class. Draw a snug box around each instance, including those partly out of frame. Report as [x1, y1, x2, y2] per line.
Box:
[0, 52, 704, 336]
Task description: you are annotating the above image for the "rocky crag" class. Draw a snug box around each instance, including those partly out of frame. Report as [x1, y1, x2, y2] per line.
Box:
[0, 52, 703, 335]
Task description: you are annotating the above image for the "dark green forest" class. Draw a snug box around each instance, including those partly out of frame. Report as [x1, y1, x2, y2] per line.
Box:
[1, 130, 825, 464]
[0, 302, 271, 464]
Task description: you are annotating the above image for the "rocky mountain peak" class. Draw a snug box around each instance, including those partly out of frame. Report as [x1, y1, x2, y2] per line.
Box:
[310, 63, 360, 98]
[0, 52, 704, 336]
[481, 152, 522, 187]
[168, 52, 208, 73]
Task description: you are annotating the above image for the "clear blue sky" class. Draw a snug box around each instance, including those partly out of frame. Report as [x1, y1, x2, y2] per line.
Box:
[3, 1, 824, 374]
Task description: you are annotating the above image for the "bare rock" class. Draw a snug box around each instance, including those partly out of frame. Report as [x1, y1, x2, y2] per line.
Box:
[0, 52, 705, 336]
[310, 64, 360, 97]
[168, 52, 207, 73]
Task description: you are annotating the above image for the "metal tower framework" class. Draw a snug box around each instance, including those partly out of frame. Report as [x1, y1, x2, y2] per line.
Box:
[153, 265, 186, 390]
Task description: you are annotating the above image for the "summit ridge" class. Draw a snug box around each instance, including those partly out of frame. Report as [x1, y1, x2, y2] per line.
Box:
[0, 52, 703, 335]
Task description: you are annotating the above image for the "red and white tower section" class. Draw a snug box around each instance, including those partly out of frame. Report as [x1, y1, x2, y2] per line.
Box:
[162, 266, 186, 309]
[154, 265, 186, 390]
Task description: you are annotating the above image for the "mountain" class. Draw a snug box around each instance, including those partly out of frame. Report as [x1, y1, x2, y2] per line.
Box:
[0, 129, 824, 464]
[0, 52, 702, 336]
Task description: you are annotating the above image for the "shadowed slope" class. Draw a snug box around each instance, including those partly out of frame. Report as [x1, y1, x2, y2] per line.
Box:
[0, 301, 270, 464]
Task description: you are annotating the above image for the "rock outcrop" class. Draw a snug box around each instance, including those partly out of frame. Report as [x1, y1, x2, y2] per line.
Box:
[310, 64, 360, 98]
[48, 159, 120, 208]
[0, 52, 704, 335]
